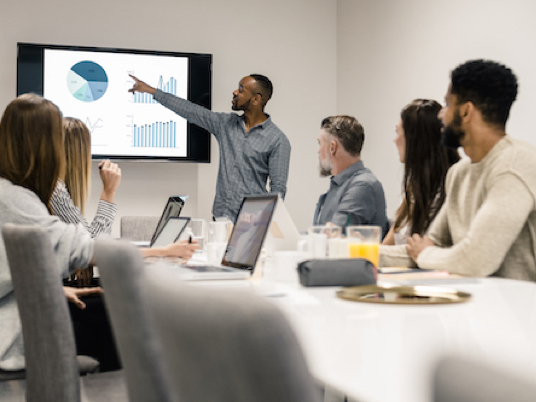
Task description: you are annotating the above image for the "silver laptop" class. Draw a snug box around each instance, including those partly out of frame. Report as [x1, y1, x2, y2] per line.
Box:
[174, 194, 278, 280]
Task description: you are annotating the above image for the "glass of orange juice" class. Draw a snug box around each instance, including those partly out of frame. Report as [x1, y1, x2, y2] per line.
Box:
[346, 226, 381, 267]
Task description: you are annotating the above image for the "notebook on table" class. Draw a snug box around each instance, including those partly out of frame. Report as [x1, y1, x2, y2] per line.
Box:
[172, 194, 278, 281]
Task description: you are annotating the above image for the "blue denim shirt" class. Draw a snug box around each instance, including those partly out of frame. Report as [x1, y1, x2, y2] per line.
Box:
[313, 161, 389, 237]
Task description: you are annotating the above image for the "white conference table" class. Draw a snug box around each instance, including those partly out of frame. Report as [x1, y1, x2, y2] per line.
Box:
[249, 275, 536, 402]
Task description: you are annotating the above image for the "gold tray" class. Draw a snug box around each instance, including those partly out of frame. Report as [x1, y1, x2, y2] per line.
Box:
[336, 285, 471, 305]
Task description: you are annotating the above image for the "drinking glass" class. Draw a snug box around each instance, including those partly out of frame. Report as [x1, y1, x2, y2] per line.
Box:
[346, 225, 381, 267]
[306, 225, 342, 259]
[208, 220, 232, 244]
[206, 220, 232, 264]
[188, 219, 207, 252]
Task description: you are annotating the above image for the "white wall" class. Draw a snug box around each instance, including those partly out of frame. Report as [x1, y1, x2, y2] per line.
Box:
[338, 0, 536, 218]
[4, 0, 534, 234]
[0, 0, 337, 235]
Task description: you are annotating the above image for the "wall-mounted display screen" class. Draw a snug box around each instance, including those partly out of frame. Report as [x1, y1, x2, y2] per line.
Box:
[17, 43, 211, 162]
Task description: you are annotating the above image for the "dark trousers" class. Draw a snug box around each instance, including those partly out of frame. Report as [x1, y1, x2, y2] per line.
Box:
[67, 292, 121, 372]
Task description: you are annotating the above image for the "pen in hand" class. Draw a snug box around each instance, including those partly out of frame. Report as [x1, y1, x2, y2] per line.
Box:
[189, 236, 192, 244]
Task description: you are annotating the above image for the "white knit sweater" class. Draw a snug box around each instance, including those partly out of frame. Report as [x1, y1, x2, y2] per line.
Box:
[380, 136, 536, 282]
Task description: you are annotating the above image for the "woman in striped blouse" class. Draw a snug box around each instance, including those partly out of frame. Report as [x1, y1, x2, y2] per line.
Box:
[50, 117, 121, 237]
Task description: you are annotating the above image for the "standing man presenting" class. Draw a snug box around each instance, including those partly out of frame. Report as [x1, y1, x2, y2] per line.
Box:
[129, 74, 291, 222]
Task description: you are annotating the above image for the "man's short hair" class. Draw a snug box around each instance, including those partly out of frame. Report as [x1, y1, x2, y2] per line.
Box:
[321, 115, 364, 156]
[451, 59, 518, 127]
[249, 74, 273, 101]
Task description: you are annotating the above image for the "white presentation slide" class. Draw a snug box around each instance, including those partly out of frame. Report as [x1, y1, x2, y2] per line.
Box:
[43, 49, 188, 158]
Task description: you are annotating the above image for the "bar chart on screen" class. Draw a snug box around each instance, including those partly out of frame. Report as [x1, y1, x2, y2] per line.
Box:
[133, 121, 178, 148]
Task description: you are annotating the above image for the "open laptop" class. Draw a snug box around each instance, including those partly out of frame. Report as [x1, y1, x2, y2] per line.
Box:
[150, 196, 186, 246]
[133, 196, 186, 247]
[151, 217, 190, 248]
[172, 194, 278, 280]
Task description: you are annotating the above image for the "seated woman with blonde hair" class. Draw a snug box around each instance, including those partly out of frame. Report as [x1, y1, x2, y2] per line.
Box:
[50, 117, 120, 238]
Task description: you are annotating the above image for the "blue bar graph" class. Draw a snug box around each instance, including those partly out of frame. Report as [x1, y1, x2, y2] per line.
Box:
[133, 121, 177, 148]
[133, 76, 177, 104]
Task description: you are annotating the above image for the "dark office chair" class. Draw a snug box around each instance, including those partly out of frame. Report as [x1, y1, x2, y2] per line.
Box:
[144, 264, 324, 402]
[94, 237, 177, 402]
[1, 223, 127, 402]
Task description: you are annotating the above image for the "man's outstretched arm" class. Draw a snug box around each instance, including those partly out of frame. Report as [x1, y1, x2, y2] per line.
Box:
[129, 74, 225, 136]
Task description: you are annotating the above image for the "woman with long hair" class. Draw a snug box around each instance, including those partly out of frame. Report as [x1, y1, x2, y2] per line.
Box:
[382, 99, 459, 247]
[50, 117, 121, 237]
[0, 94, 198, 372]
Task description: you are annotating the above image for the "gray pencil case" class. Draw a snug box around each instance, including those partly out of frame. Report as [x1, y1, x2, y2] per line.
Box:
[297, 258, 377, 287]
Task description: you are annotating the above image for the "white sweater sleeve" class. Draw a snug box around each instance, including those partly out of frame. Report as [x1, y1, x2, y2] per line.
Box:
[1, 181, 93, 278]
[417, 173, 534, 276]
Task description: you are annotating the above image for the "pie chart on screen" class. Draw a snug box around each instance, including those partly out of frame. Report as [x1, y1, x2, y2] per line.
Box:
[67, 61, 108, 102]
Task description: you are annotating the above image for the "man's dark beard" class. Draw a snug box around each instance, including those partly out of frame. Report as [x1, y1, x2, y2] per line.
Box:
[441, 111, 465, 149]
[232, 98, 250, 111]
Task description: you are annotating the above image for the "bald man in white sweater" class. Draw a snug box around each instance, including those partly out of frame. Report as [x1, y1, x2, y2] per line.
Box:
[380, 59, 536, 282]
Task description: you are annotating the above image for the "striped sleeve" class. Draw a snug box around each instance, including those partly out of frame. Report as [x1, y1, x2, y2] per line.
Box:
[50, 181, 116, 238]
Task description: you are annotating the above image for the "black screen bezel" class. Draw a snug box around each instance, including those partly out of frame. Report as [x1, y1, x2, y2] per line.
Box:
[16, 42, 212, 162]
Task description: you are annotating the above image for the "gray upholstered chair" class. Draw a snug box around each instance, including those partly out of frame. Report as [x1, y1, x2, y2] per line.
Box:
[144, 265, 324, 402]
[1, 223, 128, 402]
[119, 216, 160, 241]
[434, 356, 536, 402]
[94, 237, 177, 402]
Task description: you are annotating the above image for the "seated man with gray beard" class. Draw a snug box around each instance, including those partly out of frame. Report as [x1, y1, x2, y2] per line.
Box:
[313, 115, 389, 237]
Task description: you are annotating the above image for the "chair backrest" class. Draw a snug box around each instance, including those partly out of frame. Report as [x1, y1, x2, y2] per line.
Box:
[144, 267, 323, 402]
[434, 356, 536, 402]
[94, 238, 177, 402]
[119, 216, 159, 241]
[2, 223, 80, 402]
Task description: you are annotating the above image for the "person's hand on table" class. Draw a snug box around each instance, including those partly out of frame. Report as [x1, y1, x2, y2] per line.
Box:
[406, 234, 435, 262]
[165, 239, 200, 261]
[63, 286, 103, 310]
[128, 75, 156, 95]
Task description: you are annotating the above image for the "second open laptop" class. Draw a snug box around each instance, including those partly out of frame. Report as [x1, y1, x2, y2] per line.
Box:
[151, 217, 190, 248]
[172, 194, 278, 280]
[132, 196, 186, 247]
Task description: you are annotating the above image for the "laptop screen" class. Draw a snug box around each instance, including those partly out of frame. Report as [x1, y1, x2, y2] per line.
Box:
[151, 217, 190, 248]
[150, 196, 185, 246]
[222, 195, 278, 270]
